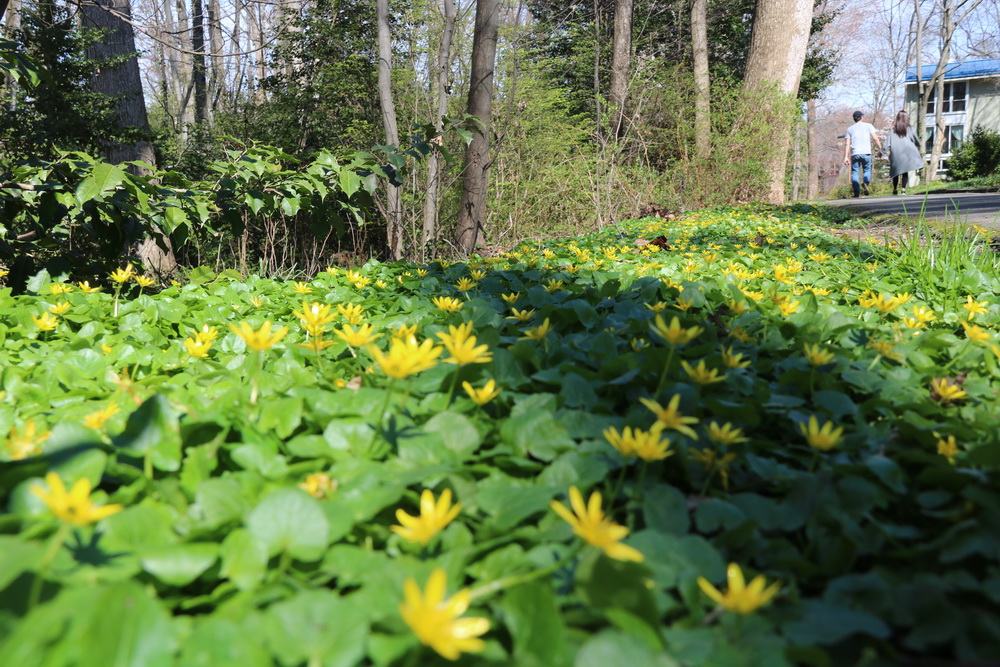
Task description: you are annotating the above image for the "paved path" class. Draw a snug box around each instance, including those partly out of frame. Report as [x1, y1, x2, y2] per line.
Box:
[827, 191, 1000, 228]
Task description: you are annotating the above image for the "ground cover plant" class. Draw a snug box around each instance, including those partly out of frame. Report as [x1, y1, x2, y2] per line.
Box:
[2, 203, 1000, 665]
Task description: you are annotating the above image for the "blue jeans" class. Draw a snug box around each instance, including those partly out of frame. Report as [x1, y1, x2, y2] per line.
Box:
[851, 154, 872, 196]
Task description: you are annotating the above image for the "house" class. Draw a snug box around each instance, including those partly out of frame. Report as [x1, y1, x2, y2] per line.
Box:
[904, 58, 1000, 165]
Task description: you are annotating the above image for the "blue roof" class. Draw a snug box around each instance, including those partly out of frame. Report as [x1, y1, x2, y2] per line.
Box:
[905, 58, 1000, 82]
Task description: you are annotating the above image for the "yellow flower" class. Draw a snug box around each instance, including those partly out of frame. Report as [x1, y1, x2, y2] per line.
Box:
[803, 343, 835, 366]
[299, 472, 337, 499]
[32, 312, 59, 331]
[910, 305, 936, 323]
[930, 377, 967, 403]
[100, 344, 113, 355]
[393, 324, 418, 339]
[676, 297, 694, 312]
[48, 302, 71, 315]
[368, 336, 442, 379]
[550, 486, 644, 562]
[689, 448, 738, 490]
[109, 265, 134, 283]
[650, 315, 703, 345]
[335, 323, 381, 347]
[337, 303, 366, 325]
[469, 269, 487, 281]
[778, 300, 800, 316]
[400, 568, 490, 661]
[698, 563, 781, 614]
[462, 380, 501, 405]
[809, 252, 832, 262]
[184, 337, 212, 358]
[77, 281, 101, 293]
[962, 295, 989, 321]
[249, 296, 265, 308]
[49, 283, 73, 295]
[454, 277, 477, 292]
[543, 278, 565, 293]
[31, 472, 124, 526]
[639, 395, 698, 438]
[603, 423, 674, 461]
[867, 340, 902, 361]
[799, 416, 844, 451]
[392, 488, 462, 546]
[500, 292, 520, 305]
[960, 321, 991, 343]
[293, 302, 336, 334]
[295, 337, 337, 352]
[730, 326, 753, 344]
[5, 419, 50, 460]
[631, 337, 650, 351]
[773, 265, 795, 284]
[193, 326, 219, 343]
[505, 307, 536, 322]
[133, 275, 154, 288]
[681, 360, 727, 385]
[706, 421, 748, 446]
[645, 301, 668, 313]
[432, 296, 463, 313]
[934, 432, 958, 463]
[721, 346, 751, 369]
[230, 321, 289, 351]
[292, 281, 313, 294]
[346, 271, 371, 288]
[325, 266, 339, 275]
[520, 318, 553, 341]
[416, 268, 429, 277]
[437, 322, 492, 365]
[375, 279, 388, 289]
[83, 403, 120, 430]
[542, 249, 556, 259]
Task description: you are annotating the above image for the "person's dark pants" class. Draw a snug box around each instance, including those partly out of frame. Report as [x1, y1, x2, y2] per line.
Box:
[892, 173, 909, 194]
[851, 154, 873, 196]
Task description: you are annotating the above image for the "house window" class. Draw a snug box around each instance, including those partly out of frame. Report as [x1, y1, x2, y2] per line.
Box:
[925, 124, 964, 154]
[926, 81, 968, 114]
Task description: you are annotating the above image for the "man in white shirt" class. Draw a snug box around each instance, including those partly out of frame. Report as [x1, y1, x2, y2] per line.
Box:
[843, 110, 882, 198]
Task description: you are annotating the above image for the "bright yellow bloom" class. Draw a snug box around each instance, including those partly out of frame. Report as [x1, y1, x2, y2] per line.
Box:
[707, 421, 748, 446]
[934, 432, 958, 463]
[603, 423, 673, 461]
[49, 283, 73, 295]
[930, 377, 967, 403]
[645, 301, 668, 313]
[520, 318, 553, 341]
[184, 337, 212, 358]
[542, 249, 556, 259]
[681, 360, 727, 385]
[230, 321, 289, 351]
[394, 324, 418, 339]
[778, 300, 800, 316]
[962, 295, 989, 321]
[500, 292, 520, 305]
[100, 344, 113, 355]
[960, 321, 991, 343]
[368, 336, 442, 379]
[454, 277, 477, 292]
[432, 296, 463, 313]
[335, 323, 381, 347]
[650, 315, 703, 345]
[337, 303, 366, 325]
[505, 307, 536, 322]
[550, 486, 644, 562]
[469, 269, 487, 281]
[32, 312, 58, 331]
[77, 281, 101, 293]
[462, 380, 501, 405]
[292, 281, 313, 294]
[910, 305, 936, 323]
[31, 472, 124, 526]
[109, 265, 134, 283]
[799, 416, 844, 451]
[416, 268, 429, 277]
[400, 568, 490, 661]
[295, 337, 337, 352]
[437, 322, 492, 365]
[133, 275, 154, 288]
[83, 403, 120, 430]
[48, 302, 71, 315]
[346, 271, 371, 288]
[375, 279, 388, 289]
[5, 419, 50, 460]
[192, 326, 219, 343]
[293, 302, 336, 334]
[325, 266, 339, 275]
[392, 488, 462, 546]
[730, 326, 753, 343]
[299, 472, 337, 499]
[772, 265, 795, 284]
[543, 278, 565, 293]
[698, 563, 781, 614]
[803, 343, 835, 366]
[721, 346, 751, 369]
[676, 297, 694, 312]
[809, 252, 832, 262]
[639, 395, 698, 438]
[867, 340, 902, 361]
[689, 449, 738, 490]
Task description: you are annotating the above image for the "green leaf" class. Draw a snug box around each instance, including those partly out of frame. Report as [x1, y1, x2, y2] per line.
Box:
[140, 543, 218, 586]
[500, 583, 569, 666]
[0, 536, 44, 591]
[219, 529, 268, 591]
[75, 162, 126, 205]
[782, 600, 891, 646]
[246, 488, 330, 560]
[258, 397, 303, 439]
[113, 394, 182, 472]
[643, 485, 690, 535]
[263, 591, 369, 667]
[576, 551, 659, 627]
[178, 617, 272, 667]
[422, 410, 482, 460]
[576, 630, 677, 667]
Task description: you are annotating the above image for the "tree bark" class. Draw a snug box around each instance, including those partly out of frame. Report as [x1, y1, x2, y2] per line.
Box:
[376, 0, 403, 260]
[806, 98, 819, 198]
[191, 0, 208, 123]
[2, 0, 20, 111]
[691, 0, 710, 160]
[742, 0, 813, 204]
[455, 0, 499, 252]
[207, 0, 224, 112]
[421, 0, 458, 256]
[608, 0, 632, 140]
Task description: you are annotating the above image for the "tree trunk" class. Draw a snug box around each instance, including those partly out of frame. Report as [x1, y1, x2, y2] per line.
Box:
[376, 0, 403, 260]
[608, 0, 632, 140]
[742, 0, 813, 204]
[82, 0, 176, 274]
[2, 0, 20, 111]
[592, 0, 602, 140]
[207, 0, 224, 113]
[421, 0, 458, 256]
[806, 98, 819, 198]
[691, 0, 710, 160]
[191, 0, 208, 123]
[455, 0, 499, 252]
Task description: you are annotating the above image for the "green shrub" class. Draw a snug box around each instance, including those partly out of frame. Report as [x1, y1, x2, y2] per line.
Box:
[947, 125, 1000, 181]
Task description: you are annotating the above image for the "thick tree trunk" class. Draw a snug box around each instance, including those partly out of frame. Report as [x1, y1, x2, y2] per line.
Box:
[608, 0, 632, 140]
[691, 0, 710, 160]
[376, 0, 403, 260]
[455, 0, 499, 252]
[421, 0, 458, 256]
[742, 0, 813, 204]
[207, 0, 223, 112]
[191, 0, 208, 123]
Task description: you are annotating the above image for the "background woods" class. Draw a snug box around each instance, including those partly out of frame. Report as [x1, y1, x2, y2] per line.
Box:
[2, 0, 999, 275]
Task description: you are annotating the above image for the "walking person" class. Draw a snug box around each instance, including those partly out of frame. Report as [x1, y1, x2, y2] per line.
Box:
[885, 111, 924, 195]
[843, 110, 882, 197]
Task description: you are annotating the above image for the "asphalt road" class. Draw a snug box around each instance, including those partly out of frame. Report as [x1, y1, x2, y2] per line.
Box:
[827, 190, 1000, 227]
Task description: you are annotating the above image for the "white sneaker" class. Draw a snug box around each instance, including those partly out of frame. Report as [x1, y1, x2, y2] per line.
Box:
[901, 189, 906, 195]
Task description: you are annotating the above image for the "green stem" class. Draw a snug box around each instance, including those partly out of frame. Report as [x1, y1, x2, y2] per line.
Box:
[808, 450, 820, 473]
[467, 544, 583, 602]
[444, 368, 460, 406]
[144, 449, 153, 480]
[699, 463, 717, 497]
[250, 350, 264, 404]
[655, 345, 677, 396]
[370, 379, 396, 449]
[28, 523, 72, 611]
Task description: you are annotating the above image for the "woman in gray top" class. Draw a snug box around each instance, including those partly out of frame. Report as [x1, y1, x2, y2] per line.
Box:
[886, 111, 924, 195]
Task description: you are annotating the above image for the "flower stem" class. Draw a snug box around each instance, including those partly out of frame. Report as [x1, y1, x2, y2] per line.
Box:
[655, 346, 677, 396]
[444, 368, 460, 406]
[28, 523, 72, 611]
[250, 350, 264, 404]
[370, 379, 396, 449]
[467, 545, 583, 602]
